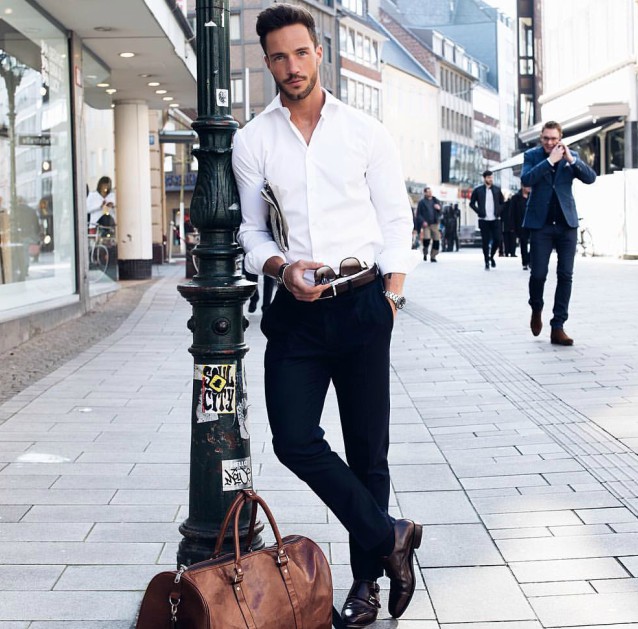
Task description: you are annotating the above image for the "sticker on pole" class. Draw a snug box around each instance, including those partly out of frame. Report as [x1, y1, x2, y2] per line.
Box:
[195, 364, 236, 421]
[216, 89, 229, 108]
[222, 456, 252, 491]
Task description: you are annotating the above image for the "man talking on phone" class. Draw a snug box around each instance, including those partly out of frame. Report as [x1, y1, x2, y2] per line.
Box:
[521, 121, 596, 345]
[232, 4, 421, 626]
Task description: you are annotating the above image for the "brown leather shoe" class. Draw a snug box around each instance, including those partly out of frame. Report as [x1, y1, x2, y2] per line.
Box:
[341, 580, 381, 628]
[381, 519, 423, 618]
[551, 328, 574, 346]
[530, 310, 543, 336]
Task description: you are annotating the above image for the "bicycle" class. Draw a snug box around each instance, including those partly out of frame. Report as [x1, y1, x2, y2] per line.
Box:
[577, 220, 594, 257]
[88, 223, 112, 282]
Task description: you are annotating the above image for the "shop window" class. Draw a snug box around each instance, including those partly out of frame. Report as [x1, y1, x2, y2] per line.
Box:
[0, 2, 75, 303]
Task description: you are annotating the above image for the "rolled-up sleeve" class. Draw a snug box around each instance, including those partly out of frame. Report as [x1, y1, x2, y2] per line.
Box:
[232, 129, 282, 275]
[366, 123, 420, 275]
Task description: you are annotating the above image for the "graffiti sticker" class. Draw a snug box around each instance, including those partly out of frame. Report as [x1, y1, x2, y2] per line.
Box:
[222, 456, 252, 491]
[196, 364, 236, 417]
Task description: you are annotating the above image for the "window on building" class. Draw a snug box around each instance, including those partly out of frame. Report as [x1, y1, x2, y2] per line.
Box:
[229, 13, 241, 41]
[347, 29, 355, 57]
[339, 25, 347, 54]
[372, 88, 380, 119]
[371, 41, 378, 67]
[356, 33, 363, 61]
[324, 35, 332, 64]
[340, 76, 348, 103]
[231, 78, 243, 104]
[363, 37, 371, 64]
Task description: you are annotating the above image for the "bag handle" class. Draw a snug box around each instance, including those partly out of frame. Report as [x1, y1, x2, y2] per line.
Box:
[214, 490, 304, 628]
[213, 489, 286, 558]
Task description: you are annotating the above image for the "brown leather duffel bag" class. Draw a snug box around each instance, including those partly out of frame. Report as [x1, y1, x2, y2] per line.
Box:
[136, 489, 335, 628]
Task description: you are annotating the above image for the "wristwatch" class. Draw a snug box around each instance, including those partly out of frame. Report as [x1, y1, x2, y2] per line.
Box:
[383, 290, 406, 310]
[276, 262, 290, 287]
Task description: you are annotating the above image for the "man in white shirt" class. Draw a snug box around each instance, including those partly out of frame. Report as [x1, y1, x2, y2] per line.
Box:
[232, 4, 421, 627]
[469, 170, 504, 270]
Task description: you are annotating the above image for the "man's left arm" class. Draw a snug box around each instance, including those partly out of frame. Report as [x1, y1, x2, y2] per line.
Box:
[365, 123, 417, 277]
[566, 151, 597, 185]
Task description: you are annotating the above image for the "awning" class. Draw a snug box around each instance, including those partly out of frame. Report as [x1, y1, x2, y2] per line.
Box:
[518, 102, 629, 145]
[492, 125, 607, 172]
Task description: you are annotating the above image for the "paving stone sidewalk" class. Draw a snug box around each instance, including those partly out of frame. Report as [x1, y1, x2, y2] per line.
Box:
[0, 250, 636, 628]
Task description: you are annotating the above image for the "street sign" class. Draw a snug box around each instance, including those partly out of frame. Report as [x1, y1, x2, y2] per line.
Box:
[18, 135, 52, 146]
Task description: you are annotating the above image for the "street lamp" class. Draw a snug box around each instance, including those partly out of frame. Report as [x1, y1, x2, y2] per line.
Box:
[176, 0, 261, 566]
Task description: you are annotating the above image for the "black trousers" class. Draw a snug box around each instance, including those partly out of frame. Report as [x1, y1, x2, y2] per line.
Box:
[478, 218, 501, 262]
[261, 278, 395, 580]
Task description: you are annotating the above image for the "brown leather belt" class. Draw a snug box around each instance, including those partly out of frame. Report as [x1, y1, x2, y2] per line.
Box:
[318, 265, 378, 299]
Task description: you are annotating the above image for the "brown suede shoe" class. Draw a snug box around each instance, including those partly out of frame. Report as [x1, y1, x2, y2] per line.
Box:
[381, 519, 423, 618]
[530, 310, 543, 336]
[341, 580, 381, 628]
[551, 328, 574, 346]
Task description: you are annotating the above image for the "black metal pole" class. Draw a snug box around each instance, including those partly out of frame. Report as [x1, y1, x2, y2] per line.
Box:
[176, 0, 261, 566]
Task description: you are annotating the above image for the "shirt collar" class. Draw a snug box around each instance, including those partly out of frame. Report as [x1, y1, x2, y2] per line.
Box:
[262, 88, 341, 120]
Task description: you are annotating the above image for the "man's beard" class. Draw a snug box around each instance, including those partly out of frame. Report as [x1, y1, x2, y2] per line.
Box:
[277, 67, 318, 101]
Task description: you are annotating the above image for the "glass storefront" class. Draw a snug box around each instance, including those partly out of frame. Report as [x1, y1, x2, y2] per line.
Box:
[0, 1, 75, 313]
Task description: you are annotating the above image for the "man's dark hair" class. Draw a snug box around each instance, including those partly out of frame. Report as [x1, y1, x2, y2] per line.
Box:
[482, 170, 493, 178]
[256, 3, 319, 54]
[542, 120, 563, 136]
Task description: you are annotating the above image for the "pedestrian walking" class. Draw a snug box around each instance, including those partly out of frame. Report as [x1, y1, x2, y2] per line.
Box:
[442, 204, 460, 252]
[500, 194, 518, 257]
[416, 186, 442, 262]
[469, 170, 504, 270]
[231, 4, 422, 627]
[507, 186, 531, 270]
[521, 121, 596, 345]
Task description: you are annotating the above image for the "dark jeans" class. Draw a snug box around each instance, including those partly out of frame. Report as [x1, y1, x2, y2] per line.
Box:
[261, 278, 394, 580]
[528, 223, 577, 328]
[478, 219, 501, 262]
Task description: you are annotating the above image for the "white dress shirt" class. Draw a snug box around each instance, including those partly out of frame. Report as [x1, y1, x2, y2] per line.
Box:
[484, 186, 495, 221]
[232, 90, 418, 280]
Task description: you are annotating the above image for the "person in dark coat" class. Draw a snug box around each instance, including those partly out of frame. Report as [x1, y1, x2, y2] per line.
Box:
[469, 170, 504, 270]
[507, 187, 531, 269]
[521, 121, 596, 345]
[415, 187, 442, 262]
[501, 195, 518, 257]
[442, 204, 460, 252]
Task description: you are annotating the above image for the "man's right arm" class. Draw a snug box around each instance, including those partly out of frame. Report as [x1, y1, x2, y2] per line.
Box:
[521, 150, 552, 187]
[232, 130, 282, 275]
[469, 188, 478, 213]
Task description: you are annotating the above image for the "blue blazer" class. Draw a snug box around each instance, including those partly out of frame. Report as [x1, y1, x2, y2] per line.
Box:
[520, 145, 596, 229]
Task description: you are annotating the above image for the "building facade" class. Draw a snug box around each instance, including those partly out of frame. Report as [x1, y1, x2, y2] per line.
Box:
[517, 0, 638, 258]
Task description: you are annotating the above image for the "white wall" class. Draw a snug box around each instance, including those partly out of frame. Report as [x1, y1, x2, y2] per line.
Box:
[541, 0, 635, 96]
[382, 65, 440, 186]
[573, 169, 638, 258]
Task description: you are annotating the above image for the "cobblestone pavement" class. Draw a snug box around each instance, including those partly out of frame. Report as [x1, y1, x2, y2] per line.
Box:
[0, 251, 637, 628]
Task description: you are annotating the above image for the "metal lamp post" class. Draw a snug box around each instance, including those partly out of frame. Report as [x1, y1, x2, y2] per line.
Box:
[177, 0, 261, 566]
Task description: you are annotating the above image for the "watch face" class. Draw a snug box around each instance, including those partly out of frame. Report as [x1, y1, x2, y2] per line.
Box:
[396, 296, 407, 309]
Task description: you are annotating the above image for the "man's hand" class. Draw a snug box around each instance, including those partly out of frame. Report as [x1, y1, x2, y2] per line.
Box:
[283, 260, 327, 302]
[548, 143, 565, 165]
[562, 143, 575, 164]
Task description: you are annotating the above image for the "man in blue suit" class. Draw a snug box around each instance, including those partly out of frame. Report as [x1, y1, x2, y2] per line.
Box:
[521, 121, 596, 345]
